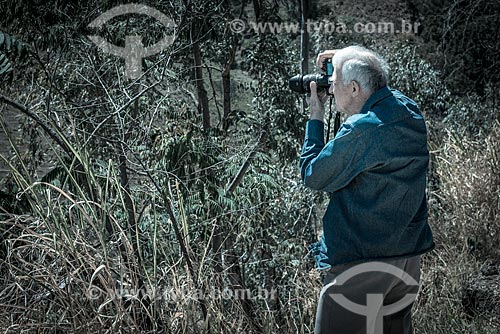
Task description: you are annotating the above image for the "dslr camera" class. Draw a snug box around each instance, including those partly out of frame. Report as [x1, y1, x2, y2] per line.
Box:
[288, 58, 333, 95]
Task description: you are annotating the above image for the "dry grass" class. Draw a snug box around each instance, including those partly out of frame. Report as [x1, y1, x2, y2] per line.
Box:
[412, 118, 500, 333]
[1, 101, 499, 333]
[430, 124, 499, 256]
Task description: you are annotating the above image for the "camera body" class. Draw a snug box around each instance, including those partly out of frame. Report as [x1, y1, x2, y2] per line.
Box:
[288, 58, 333, 95]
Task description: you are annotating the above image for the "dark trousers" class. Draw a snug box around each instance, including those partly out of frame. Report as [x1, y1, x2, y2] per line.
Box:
[314, 256, 421, 334]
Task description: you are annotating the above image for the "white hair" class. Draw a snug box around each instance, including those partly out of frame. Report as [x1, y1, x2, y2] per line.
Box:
[332, 46, 390, 93]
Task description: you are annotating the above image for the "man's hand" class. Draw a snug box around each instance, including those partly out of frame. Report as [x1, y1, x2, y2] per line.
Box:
[316, 49, 338, 69]
[307, 81, 328, 121]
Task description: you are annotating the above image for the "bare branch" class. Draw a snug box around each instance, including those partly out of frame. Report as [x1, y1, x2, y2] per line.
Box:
[0, 94, 72, 157]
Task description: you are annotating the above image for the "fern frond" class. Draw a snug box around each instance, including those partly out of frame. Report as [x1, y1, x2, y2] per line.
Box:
[0, 53, 14, 80]
[0, 31, 29, 82]
[0, 31, 29, 57]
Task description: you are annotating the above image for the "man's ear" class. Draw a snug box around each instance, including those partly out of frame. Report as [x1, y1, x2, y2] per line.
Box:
[351, 80, 360, 97]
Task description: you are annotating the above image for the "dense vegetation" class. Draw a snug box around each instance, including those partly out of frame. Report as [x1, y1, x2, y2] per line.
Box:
[0, 0, 499, 333]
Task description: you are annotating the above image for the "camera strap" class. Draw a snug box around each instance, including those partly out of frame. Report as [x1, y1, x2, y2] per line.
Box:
[326, 97, 341, 142]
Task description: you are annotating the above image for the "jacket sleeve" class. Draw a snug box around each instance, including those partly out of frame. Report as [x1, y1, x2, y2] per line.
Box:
[299, 120, 366, 193]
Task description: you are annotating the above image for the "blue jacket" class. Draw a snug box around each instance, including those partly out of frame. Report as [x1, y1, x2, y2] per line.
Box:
[300, 86, 434, 269]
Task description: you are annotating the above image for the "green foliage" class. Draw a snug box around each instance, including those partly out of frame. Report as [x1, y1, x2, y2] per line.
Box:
[445, 0, 500, 93]
[411, 0, 500, 95]
[0, 31, 29, 82]
[443, 92, 500, 136]
[240, 33, 308, 161]
[385, 41, 449, 116]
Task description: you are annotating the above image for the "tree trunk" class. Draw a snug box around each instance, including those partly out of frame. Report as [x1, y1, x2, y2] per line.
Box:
[193, 41, 211, 130]
[300, 0, 309, 114]
[252, 0, 261, 21]
[222, 38, 238, 131]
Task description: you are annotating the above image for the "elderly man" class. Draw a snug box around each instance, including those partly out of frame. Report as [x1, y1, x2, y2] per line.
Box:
[300, 46, 434, 333]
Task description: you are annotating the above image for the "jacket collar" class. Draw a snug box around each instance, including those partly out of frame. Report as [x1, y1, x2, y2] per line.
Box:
[359, 86, 392, 114]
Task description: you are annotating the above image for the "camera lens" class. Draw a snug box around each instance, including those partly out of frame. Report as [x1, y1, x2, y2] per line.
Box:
[289, 74, 305, 93]
[288, 73, 330, 94]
